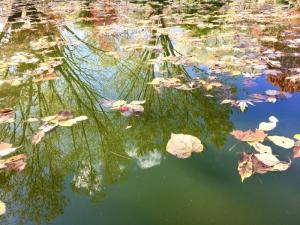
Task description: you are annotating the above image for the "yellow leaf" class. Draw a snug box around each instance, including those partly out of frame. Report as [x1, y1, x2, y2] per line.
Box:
[0, 200, 6, 215]
[294, 134, 300, 141]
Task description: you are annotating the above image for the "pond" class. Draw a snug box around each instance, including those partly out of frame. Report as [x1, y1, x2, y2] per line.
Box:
[0, 0, 300, 224]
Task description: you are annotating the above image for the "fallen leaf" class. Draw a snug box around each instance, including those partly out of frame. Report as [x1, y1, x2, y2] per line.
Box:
[293, 141, 300, 159]
[250, 142, 272, 154]
[238, 152, 291, 182]
[0, 142, 18, 157]
[4, 154, 27, 172]
[56, 111, 73, 121]
[258, 116, 278, 131]
[294, 134, 300, 141]
[166, 133, 204, 159]
[268, 136, 295, 149]
[119, 104, 144, 117]
[0, 200, 5, 215]
[32, 130, 45, 145]
[0, 108, 14, 124]
[27, 118, 39, 123]
[231, 129, 267, 142]
[238, 152, 253, 182]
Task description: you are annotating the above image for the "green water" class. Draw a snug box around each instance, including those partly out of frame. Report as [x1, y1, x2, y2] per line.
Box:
[0, 0, 300, 224]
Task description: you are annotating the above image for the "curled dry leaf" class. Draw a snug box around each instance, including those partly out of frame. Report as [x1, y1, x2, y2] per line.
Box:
[238, 152, 291, 182]
[267, 136, 295, 149]
[231, 129, 267, 142]
[166, 133, 204, 159]
[258, 116, 278, 131]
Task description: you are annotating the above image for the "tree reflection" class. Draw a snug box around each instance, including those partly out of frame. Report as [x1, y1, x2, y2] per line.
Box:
[0, 0, 234, 224]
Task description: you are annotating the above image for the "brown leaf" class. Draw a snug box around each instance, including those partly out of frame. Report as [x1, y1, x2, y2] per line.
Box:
[231, 129, 267, 142]
[238, 152, 253, 182]
[238, 152, 291, 182]
[4, 154, 27, 172]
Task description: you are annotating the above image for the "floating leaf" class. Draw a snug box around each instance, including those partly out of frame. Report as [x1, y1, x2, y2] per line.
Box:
[32, 124, 57, 145]
[112, 100, 127, 109]
[294, 134, 300, 141]
[3, 154, 27, 172]
[258, 116, 278, 131]
[238, 152, 253, 182]
[27, 118, 39, 123]
[0, 142, 18, 157]
[32, 131, 45, 145]
[0, 108, 14, 124]
[231, 129, 267, 142]
[238, 152, 291, 182]
[119, 104, 144, 117]
[166, 133, 204, 159]
[0, 200, 5, 215]
[268, 136, 295, 149]
[129, 100, 146, 105]
[56, 111, 73, 121]
[250, 142, 272, 154]
[293, 141, 300, 159]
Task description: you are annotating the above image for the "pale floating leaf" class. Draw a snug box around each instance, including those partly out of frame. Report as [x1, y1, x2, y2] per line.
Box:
[166, 133, 204, 159]
[73, 115, 88, 122]
[32, 130, 45, 145]
[129, 100, 146, 105]
[268, 136, 295, 149]
[258, 116, 278, 131]
[0, 142, 18, 157]
[27, 118, 39, 123]
[0, 200, 5, 215]
[251, 142, 272, 154]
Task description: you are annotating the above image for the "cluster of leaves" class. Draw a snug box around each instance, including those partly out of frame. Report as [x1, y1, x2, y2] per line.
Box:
[102, 99, 146, 117]
[32, 111, 88, 144]
[147, 76, 223, 92]
[231, 116, 300, 182]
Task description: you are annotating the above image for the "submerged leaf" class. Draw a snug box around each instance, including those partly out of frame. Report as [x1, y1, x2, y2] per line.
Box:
[166, 133, 204, 159]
